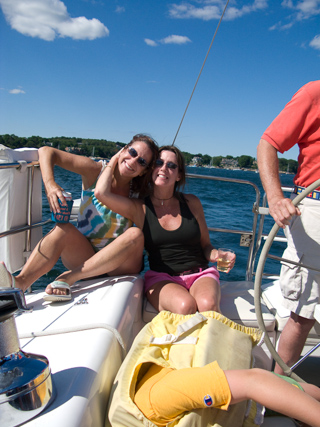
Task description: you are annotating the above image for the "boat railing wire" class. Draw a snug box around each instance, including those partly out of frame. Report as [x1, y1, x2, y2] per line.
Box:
[0, 162, 51, 241]
[0, 161, 295, 284]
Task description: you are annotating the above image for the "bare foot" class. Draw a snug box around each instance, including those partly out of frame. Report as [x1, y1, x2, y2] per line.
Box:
[45, 280, 70, 296]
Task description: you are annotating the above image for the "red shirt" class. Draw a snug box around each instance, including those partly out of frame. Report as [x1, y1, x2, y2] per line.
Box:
[261, 80, 320, 188]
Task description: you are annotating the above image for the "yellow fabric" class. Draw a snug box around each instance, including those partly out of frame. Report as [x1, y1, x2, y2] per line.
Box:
[134, 361, 231, 427]
[107, 310, 264, 427]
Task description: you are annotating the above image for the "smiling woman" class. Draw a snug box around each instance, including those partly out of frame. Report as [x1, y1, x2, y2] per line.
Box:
[92, 144, 236, 316]
[0, 134, 159, 302]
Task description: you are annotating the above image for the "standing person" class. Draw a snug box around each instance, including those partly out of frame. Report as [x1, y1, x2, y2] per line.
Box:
[95, 145, 235, 315]
[0, 134, 158, 301]
[257, 80, 320, 374]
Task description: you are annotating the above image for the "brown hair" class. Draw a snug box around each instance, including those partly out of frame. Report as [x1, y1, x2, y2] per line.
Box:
[158, 145, 186, 193]
[127, 134, 159, 197]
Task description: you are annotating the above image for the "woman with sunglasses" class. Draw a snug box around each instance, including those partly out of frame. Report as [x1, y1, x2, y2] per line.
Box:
[94, 145, 235, 314]
[0, 135, 159, 301]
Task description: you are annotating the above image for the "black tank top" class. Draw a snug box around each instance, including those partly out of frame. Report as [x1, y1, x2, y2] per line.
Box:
[143, 195, 208, 275]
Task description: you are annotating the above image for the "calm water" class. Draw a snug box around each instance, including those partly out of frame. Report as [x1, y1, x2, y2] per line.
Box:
[33, 165, 295, 290]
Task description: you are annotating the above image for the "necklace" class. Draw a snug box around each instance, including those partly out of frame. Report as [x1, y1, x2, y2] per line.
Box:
[152, 195, 174, 206]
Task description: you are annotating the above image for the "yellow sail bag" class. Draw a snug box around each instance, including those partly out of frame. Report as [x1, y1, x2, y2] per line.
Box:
[107, 310, 263, 427]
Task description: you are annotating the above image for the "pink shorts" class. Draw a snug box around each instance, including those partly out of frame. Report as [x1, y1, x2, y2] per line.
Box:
[144, 266, 220, 293]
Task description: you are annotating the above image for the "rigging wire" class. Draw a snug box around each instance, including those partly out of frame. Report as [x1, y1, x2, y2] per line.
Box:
[172, 0, 230, 146]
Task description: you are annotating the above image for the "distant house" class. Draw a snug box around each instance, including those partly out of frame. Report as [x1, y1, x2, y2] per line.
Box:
[220, 158, 239, 169]
[190, 156, 202, 167]
[65, 147, 82, 153]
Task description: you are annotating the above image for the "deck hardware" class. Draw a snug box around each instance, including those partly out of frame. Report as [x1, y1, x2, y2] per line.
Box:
[240, 233, 252, 247]
[0, 287, 54, 426]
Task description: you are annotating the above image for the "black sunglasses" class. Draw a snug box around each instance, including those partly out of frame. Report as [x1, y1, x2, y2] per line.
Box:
[155, 159, 178, 170]
[128, 147, 148, 168]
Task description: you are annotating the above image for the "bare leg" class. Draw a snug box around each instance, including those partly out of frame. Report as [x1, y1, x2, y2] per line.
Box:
[274, 312, 315, 374]
[225, 368, 320, 427]
[49, 227, 145, 294]
[14, 224, 95, 292]
[189, 277, 221, 313]
[301, 382, 320, 402]
[147, 281, 198, 314]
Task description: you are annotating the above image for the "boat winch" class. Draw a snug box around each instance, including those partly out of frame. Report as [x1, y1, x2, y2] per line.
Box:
[0, 287, 54, 426]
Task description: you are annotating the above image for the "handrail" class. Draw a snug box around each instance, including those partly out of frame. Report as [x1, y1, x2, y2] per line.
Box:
[0, 170, 262, 283]
[186, 173, 261, 281]
[0, 160, 40, 170]
[254, 178, 320, 382]
[0, 161, 44, 238]
[0, 160, 42, 291]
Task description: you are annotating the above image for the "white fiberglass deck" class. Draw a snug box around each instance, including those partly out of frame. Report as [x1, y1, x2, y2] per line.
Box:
[15, 275, 144, 427]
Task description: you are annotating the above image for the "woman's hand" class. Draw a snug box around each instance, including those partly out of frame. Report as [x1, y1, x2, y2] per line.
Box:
[210, 249, 236, 273]
[209, 248, 219, 263]
[107, 147, 124, 171]
[45, 181, 66, 213]
[224, 251, 236, 273]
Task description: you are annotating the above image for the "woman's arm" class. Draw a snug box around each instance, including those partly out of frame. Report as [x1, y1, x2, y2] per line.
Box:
[38, 146, 101, 213]
[94, 151, 145, 229]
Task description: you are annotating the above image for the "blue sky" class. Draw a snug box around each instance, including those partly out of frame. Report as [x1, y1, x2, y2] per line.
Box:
[1, 1, 320, 159]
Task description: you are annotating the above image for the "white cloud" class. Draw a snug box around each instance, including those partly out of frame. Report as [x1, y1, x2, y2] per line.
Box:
[272, 0, 320, 30]
[168, 0, 267, 21]
[0, 0, 109, 41]
[115, 6, 125, 14]
[310, 34, 320, 49]
[9, 88, 26, 94]
[169, 3, 221, 21]
[160, 35, 191, 45]
[144, 38, 158, 47]
[291, 0, 320, 20]
[145, 35, 191, 46]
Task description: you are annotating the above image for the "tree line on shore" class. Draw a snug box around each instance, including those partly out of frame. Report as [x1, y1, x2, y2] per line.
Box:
[0, 134, 298, 173]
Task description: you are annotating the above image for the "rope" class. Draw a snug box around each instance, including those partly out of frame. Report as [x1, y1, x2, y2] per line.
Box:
[19, 322, 127, 360]
[172, 0, 230, 146]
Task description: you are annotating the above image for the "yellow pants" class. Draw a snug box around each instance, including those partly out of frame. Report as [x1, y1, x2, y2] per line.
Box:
[134, 361, 231, 427]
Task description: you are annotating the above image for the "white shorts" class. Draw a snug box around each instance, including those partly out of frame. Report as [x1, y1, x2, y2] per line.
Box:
[280, 196, 320, 319]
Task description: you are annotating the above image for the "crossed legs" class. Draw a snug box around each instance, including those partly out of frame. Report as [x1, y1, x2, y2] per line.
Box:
[11, 224, 144, 295]
[14, 223, 95, 292]
[49, 226, 144, 295]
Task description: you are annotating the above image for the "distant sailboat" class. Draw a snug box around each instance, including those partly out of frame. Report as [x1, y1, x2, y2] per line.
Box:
[90, 146, 96, 160]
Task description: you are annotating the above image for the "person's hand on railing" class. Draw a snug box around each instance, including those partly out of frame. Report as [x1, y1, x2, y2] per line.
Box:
[268, 195, 301, 229]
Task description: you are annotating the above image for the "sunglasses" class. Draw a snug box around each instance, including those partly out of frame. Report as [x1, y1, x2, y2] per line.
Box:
[155, 159, 178, 170]
[127, 147, 149, 168]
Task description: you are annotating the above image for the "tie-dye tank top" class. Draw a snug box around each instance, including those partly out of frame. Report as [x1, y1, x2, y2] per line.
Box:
[76, 161, 133, 251]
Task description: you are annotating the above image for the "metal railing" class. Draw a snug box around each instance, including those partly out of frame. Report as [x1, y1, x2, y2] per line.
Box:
[0, 165, 291, 285]
[187, 173, 261, 281]
[0, 161, 50, 280]
[0, 161, 51, 237]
